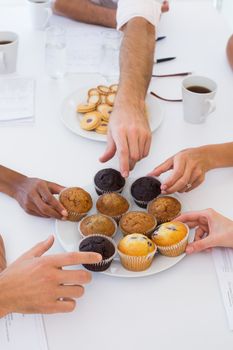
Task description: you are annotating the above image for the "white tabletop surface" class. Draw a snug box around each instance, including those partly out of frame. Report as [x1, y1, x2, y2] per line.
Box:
[0, 2, 233, 350]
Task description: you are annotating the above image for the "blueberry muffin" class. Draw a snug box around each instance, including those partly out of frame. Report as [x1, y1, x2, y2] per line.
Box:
[59, 187, 93, 222]
[79, 214, 117, 238]
[151, 221, 189, 257]
[131, 177, 161, 208]
[94, 168, 125, 195]
[117, 233, 156, 271]
[119, 211, 157, 237]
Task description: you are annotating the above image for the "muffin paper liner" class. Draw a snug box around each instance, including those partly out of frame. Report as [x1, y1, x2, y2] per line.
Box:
[155, 231, 189, 257]
[94, 184, 124, 196]
[131, 196, 150, 209]
[117, 248, 157, 272]
[79, 234, 117, 272]
[147, 195, 182, 225]
[78, 214, 118, 238]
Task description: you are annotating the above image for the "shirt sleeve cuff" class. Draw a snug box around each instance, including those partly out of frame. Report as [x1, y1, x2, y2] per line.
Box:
[116, 0, 161, 30]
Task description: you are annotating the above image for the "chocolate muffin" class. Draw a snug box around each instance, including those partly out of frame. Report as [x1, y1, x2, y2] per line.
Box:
[79, 234, 116, 271]
[131, 177, 161, 208]
[94, 168, 125, 195]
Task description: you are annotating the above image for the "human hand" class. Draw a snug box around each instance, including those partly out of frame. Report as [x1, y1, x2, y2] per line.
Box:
[148, 147, 211, 194]
[14, 177, 68, 220]
[100, 104, 151, 177]
[0, 235, 6, 272]
[176, 209, 233, 254]
[0, 236, 102, 317]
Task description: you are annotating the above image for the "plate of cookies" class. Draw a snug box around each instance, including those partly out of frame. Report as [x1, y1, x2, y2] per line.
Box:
[61, 85, 164, 142]
[55, 169, 194, 278]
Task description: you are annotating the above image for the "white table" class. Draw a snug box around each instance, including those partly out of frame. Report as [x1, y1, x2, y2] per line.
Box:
[0, 2, 233, 349]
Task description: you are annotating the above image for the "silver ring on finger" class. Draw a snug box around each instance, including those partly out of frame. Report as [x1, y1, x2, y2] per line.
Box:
[186, 183, 192, 190]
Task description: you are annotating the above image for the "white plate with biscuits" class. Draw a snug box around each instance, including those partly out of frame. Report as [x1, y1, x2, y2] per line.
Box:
[61, 85, 164, 142]
[55, 180, 194, 278]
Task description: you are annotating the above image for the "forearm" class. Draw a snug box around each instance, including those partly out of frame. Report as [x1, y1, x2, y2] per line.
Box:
[53, 0, 116, 28]
[0, 276, 11, 318]
[0, 166, 26, 198]
[201, 143, 233, 170]
[226, 35, 233, 70]
[116, 18, 155, 109]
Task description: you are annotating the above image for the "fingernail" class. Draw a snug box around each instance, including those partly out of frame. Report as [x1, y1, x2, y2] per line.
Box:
[62, 210, 68, 216]
[161, 190, 167, 194]
[161, 184, 167, 190]
[122, 171, 128, 178]
[186, 246, 194, 254]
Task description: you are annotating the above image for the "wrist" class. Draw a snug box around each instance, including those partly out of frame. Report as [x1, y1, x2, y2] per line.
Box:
[199, 145, 219, 172]
[0, 274, 12, 317]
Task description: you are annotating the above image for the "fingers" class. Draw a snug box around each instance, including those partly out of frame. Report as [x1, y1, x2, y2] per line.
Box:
[58, 269, 92, 285]
[147, 157, 173, 177]
[161, 158, 187, 194]
[47, 182, 65, 195]
[55, 299, 76, 313]
[0, 234, 6, 271]
[185, 175, 205, 193]
[99, 133, 117, 163]
[51, 251, 102, 267]
[143, 134, 151, 158]
[33, 192, 62, 220]
[115, 133, 130, 178]
[58, 285, 85, 299]
[161, 0, 169, 13]
[186, 235, 215, 254]
[19, 235, 54, 260]
[176, 211, 207, 226]
[39, 184, 68, 218]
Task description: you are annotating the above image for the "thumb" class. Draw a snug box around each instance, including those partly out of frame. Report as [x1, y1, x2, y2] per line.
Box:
[186, 236, 215, 254]
[19, 235, 54, 260]
[48, 182, 65, 195]
[147, 157, 173, 177]
[99, 133, 116, 163]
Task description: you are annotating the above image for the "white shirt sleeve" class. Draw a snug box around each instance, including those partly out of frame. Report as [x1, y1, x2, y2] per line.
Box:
[116, 0, 161, 30]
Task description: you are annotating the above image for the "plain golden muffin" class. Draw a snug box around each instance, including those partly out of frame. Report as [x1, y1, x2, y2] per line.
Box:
[79, 214, 116, 237]
[118, 233, 155, 256]
[152, 221, 188, 247]
[59, 187, 93, 221]
[96, 193, 129, 217]
[147, 196, 181, 224]
[119, 211, 157, 236]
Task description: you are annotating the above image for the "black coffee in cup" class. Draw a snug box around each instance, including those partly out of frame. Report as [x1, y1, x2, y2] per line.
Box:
[187, 85, 212, 94]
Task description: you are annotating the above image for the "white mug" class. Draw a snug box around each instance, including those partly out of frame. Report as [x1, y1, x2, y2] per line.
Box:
[182, 75, 217, 124]
[27, 0, 52, 30]
[0, 32, 18, 74]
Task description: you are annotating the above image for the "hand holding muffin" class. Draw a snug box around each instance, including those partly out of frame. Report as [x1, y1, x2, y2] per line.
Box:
[148, 143, 233, 194]
[176, 209, 233, 254]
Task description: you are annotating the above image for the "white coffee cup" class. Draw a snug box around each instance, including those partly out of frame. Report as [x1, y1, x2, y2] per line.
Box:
[27, 0, 52, 30]
[0, 32, 18, 74]
[182, 75, 217, 124]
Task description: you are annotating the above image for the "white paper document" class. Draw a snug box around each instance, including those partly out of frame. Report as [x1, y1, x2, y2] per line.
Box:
[0, 77, 35, 125]
[0, 313, 48, 350]
[212, 248, 233, 330]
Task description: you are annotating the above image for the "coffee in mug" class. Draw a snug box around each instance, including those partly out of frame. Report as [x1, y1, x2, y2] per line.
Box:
[182, 75, 217, 124]
[0, 32, 18, 74]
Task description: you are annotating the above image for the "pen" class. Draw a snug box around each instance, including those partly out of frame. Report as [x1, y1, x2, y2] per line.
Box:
[155, 57, 176, 64]
[156, 36, 166, 41]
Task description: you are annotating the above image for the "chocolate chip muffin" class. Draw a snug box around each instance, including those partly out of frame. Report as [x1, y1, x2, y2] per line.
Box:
[119, 211, 157, 237]
[59, 187, 93, 222]
[79, 214, 117, 238]
[79, 234, 116, 271]
[94, 168, 125, 195]
[96, 193, 129, 223]
[131, 177, 161, 208]
[147, 196, 181, 224]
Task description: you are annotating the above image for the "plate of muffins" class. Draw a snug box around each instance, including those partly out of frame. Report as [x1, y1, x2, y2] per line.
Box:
[61, 85, 164, 142]
[55, 168, 194, 278]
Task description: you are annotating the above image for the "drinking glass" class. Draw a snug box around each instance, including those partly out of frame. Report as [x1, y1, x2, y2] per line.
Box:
[100, 30, 122, 83]
[45, 25, 66, 79]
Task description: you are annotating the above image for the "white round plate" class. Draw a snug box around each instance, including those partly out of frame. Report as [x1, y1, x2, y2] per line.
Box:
[61, 87, 164, 142]
[55, 180, 194, 278]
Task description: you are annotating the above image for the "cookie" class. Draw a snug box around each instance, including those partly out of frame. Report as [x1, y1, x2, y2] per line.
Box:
[106, 93, 116, 106]
[97, 85, 110, 95]
[100, 94, 107, 104]
[77, 103, 96, 113]
[80, 112, 102, 131]
[87, 94, 101, 106]
[109, 84, 118, 93]
[95, 121, 108, 134]
[97, 104, 113, 122]
[88, 88, 100, 97]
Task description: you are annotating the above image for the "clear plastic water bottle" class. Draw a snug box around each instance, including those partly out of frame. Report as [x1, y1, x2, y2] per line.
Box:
[45, 25, 66, 79]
